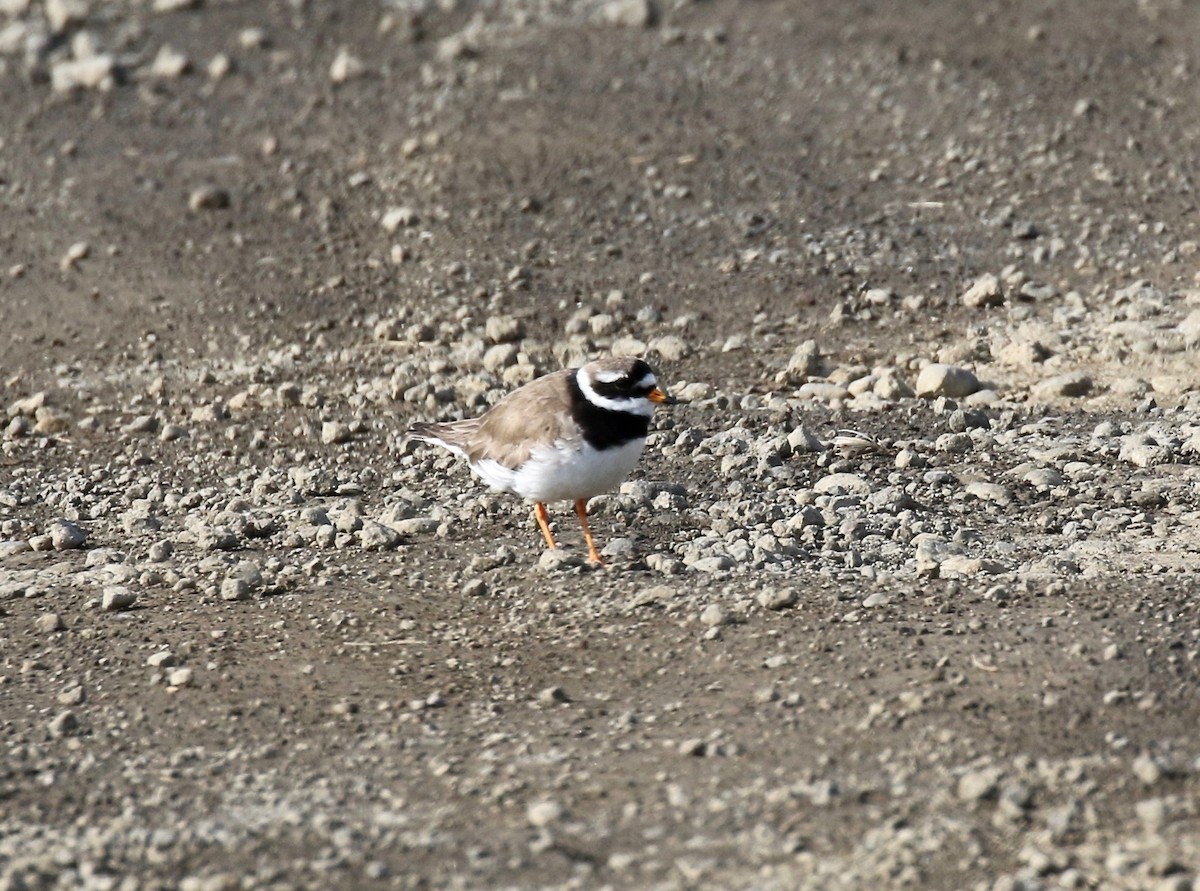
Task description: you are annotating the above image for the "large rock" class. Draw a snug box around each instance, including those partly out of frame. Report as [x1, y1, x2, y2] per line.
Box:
[1031, 372, 1092, 400]
[915, 364, 980, 399]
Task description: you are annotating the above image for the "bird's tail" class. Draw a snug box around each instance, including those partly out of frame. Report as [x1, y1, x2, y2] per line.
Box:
[405, 421, 442, 443]
[402, 420, 474, 459]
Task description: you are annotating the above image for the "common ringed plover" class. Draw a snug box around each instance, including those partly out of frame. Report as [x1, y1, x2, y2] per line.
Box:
[405, 356, 677, 564]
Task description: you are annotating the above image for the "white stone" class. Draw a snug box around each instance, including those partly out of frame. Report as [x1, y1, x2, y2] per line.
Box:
[786, 425, 824, 454]
[785, 340, 823, 381]
[358, 520, 403, 551]
[961, 273, 1004, 308]
[51, 55, 114, 92]
[485, 315, 524, 344]
[46, 0, 87, 34]
[1032, 372, 1093, 400]
[915, 364, 979, 399]
[649, 334, 689, 362]
[329, 47, 366, 83]
[965, 481, 1012, 505]
[603, 0, 656, 27]
[957, 766, 1002, 801]
[0, 22, 29, 55]
[381, 206, 418, 232]
[913, 536, 964, 576]
[50, 519, 88, 550]
[321, 421, 352, 444]
[149, 44, 189, 78]
[1179, 308, 1200, 346]
[101, 586, 136, 611]
[699, 603, 734, 626]
[220, 578, 251, 601]
[756, 588, 796, 610]
[813, 473, 871, 496]
[526, 800, 564, 827]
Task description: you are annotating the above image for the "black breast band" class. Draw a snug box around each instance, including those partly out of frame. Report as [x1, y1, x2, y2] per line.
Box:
[567, 374, 651, 450]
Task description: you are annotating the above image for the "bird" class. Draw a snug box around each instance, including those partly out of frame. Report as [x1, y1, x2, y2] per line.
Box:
[404, 356, 678, 564]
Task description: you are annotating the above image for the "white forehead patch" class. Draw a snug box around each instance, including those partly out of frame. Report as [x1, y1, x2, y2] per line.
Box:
[591, 367, 657, 388]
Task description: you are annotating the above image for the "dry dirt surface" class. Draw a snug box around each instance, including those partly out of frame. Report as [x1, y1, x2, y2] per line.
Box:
[4, 1, 1200, 889]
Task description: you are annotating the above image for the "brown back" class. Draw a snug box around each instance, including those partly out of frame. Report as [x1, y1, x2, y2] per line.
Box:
[469, 369, 579, 468]
[410, 369, 579, 470]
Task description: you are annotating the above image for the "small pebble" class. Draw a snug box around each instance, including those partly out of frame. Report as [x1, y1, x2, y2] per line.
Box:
[813, 473, 871, 496]
[149, 44, 190, 78]
[1131, 754, 1162, 785]
[526, 800, 564, 827]
[381, 206, 419, 232]
[537, 549, 587, 572]
[460, 578, 487, 597]
[485, 315, 525, 344]
[961, 273, 1005, 308]
[147, 650, 177, 668]
[321, 421, 352, 444]
[35, 613, 65, 633]
[915, 364, 980, 399]
[957, 766, 1001, 802]
[329, 47, 366, 83]
[603, 0, 655, 27]
[147, 540, 174, 562]
[537, 686, 569, 706]
[102, 586, 137, 611]
[689, 555, 735, 573]
[220, 578, 252, 601]
[48, 710, 80, 739]
[51, 56, 115, 93]
[50, 519, 88, 550]
[188, 186, 231, 212]
[57, 684, 85, 706]
[755, 588, 796, 611]
[1032, 372, 1093, 400]
[699, 603, 734, 627]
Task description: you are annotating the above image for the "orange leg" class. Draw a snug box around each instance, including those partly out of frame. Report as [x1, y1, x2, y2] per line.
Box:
[575, 498, 604, 565]
[533, 501, 557, 550]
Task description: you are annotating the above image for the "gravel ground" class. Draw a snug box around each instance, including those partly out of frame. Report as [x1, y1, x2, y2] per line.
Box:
[3, 1, 1200, 889]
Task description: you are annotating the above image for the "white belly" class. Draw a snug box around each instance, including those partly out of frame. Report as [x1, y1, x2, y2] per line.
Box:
[473, 438, 646, 503]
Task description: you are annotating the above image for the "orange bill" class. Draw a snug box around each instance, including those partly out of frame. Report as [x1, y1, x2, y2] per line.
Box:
[648, 387, 678, 405]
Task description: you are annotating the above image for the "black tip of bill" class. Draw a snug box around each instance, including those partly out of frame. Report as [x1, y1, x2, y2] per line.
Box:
[649, 387, 680, 406]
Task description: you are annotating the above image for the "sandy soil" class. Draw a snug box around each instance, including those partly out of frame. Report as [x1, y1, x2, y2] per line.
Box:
[2, 1, 1200, 889]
